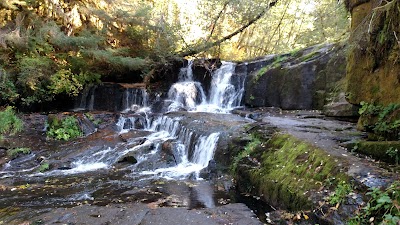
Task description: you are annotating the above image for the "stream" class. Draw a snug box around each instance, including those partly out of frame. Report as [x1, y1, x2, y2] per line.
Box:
[0, 60, 270, 224]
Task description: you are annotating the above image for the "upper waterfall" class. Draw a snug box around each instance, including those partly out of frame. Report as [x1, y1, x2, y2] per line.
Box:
[166, 60, 245, 113]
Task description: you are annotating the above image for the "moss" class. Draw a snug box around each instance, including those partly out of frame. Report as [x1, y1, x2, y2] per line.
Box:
[0, 207, 20, 221]
[236, 133, 349, 211]
[346, 0, 400, 106]
[354, 141, 400, 164]
[254, 55, 289, 81]
[299, 51, 320, 62]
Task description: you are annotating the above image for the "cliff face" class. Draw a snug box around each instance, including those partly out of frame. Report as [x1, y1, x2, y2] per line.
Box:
[346, 0, 400, 105]
[242, 43, 353, 113]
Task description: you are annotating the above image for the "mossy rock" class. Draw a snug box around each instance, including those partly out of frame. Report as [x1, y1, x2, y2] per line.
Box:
[346, 0, 400, 106]
[235, 133, 350, 211]
[354, 141, 400, 164]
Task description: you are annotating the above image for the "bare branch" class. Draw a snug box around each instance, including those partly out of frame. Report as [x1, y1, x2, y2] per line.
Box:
[178, 0, 279, 57]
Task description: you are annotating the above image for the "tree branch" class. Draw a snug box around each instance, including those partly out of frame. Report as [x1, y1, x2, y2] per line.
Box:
[178, 0, 278, 57]
[206, 0, 231, 42]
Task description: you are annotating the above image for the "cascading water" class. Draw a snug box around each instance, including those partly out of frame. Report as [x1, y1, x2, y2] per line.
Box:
[167, 60, 207, 112]
[122, 88, 149, 113]
[2, 60, 243, 180]
[166, 60, 244, 113]
[197, 62, 244, 113]
[75, 85, 96, 111]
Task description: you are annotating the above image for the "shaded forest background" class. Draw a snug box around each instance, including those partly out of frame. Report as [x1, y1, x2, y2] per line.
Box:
[0, 0, 349, 106]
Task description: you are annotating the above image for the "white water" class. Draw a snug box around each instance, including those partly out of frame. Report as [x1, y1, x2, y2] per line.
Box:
[142, 131, 220, 180]
[31, 114, 219, 180]
[196, 62, 243, 113]
[2, 60, 238, 180]
[122, 88, 149, 113]
[166, 60, 243, 113]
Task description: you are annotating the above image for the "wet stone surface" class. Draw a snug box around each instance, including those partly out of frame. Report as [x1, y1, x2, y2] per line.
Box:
[1, 109, 399, 224]
[0, 111, 260, 225]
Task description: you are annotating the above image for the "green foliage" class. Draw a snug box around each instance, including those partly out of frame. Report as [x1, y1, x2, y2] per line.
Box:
[6, 147, 31, 159]
[85, 49, 148, 72]
[231, 134, 261, 172]
[0, 106, 23, 139]
[37, 162, 50, 173]
[47, 116, 82, 141]
[328, 181, 352, 206]
[16, 54, 55, 105]
[348, 182, 400, 225]
[0, 68, 19, 103]
[359, 102, 400, 140]
[386, 147, 399, 165]
[48, 69, 100, 97]
[84, 113, 101, 126]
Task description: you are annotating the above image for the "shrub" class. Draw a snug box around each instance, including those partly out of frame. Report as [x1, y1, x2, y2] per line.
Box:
[358, 102, 400, 140]
[0, 68, 19, 103]
[328, 181, 352, 207]
[47, 116, 82, 140]
[6, 147, 31, 159]
[348, 182, 400, 225]
[0, 106, 23, 139]
[38, 162, 50, 173]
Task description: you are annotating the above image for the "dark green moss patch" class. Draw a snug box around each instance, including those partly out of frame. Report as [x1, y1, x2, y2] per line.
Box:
[354, 141, 400, 164]
[235, 133, 349, 211]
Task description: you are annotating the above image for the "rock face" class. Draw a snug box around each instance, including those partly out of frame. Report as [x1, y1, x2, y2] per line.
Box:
[323, 92, 359, 117]
[242, 43, 348, 110]
[345, 0, 400, 106]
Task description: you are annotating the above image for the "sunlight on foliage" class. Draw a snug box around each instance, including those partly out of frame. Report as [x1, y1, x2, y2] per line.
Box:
[0, 106, 23, 139]
[47, 116, 82, 141]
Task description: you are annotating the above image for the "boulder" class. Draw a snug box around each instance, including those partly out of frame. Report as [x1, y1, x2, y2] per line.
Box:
[323, 92, 359, 117]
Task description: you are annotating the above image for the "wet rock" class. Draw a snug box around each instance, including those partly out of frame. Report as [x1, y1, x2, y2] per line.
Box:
[118, 155, 138, 164]
[24, 202, 261, 225]
[57, 164, 72, 170]
[161, 141, 173, 154]
[119, 131, 151, 143]
[199, 160, 218, 180]
[77, 114, 97, 136]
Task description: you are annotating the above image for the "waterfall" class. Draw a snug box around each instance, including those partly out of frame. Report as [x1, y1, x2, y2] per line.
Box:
[166, 60, 207, 112]
[192, 133, 220, 167]
[166, 61, 244, 113]
[122, 88, 149, 112]
[167, 82, 207, 111]
[75, 85, 96, 111]
[179, 60, 194, 81]
[196, 62, 244, 113]
[143, 131, 220, 180]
